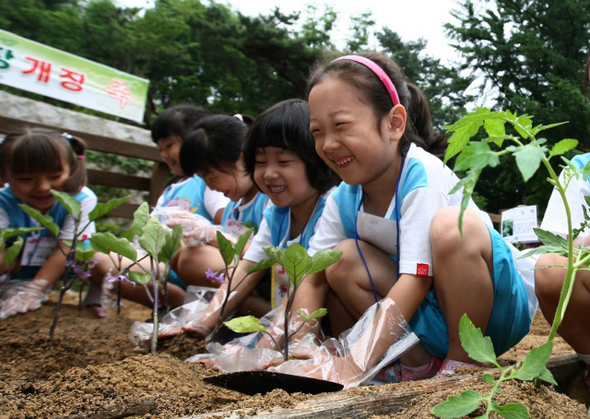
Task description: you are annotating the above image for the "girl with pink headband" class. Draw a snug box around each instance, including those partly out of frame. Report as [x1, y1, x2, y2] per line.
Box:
[260, 51, 536, 385]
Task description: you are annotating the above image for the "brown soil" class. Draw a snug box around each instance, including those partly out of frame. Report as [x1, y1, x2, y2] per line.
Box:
[1, 293, 589, 418]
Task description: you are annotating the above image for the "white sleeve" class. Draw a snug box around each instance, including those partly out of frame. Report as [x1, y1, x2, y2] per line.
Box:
[204, 187, 230, 222]
[58, 190, 97, 240]
[243, 217, 272, 263]
[541, 171, 590, 238]
[307, 194, 347, 256]
[0, 207, 8, 229]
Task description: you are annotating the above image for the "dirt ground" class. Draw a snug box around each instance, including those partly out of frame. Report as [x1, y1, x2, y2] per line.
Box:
[1, 292, 589, 419]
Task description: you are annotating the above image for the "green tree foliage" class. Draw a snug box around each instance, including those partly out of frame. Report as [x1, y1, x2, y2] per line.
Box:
[446, 0, 590, 212]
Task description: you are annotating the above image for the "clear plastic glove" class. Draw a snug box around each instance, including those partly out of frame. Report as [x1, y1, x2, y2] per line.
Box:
[0, 278, 51, 319]
[154, 207, 222, 246]
[269, 298, 420, 389]
[187, 340, 284, 371]
[183, 287, 238, 337]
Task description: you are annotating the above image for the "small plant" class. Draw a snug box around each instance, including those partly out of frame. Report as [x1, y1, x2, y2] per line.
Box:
[19, 190, 129, 338]
[224, 243, 341, 362]
[432, 108, 582, 418]
[90, 202, 182, 353]
[0, 226, 43, 269]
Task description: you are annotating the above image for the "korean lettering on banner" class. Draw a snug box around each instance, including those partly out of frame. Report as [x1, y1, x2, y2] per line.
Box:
[21, 56, 86, 92]
[0, 46, 14, 69]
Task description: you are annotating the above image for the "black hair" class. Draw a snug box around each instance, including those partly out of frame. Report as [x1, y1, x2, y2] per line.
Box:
[0, 127, 87, 193]
[308, 51, 447, 156]
[243, 99, 340, 194]
[179, 114, 249, 177]
[151, 104, 209, 143]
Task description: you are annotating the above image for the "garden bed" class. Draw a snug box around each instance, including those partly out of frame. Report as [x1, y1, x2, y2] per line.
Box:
[1, 293, 589, 418]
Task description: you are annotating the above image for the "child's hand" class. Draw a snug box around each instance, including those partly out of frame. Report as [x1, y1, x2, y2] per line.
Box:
[0, 278, 50, 319]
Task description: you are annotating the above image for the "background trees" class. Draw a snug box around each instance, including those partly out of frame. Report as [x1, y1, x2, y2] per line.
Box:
[2, 0, 590, 214]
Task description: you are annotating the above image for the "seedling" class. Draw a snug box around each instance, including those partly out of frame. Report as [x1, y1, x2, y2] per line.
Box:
[432, 108, 582, 418]
[90, 202, 182, 353]
[0, 226, 43, 269]
[224, 243, 341, 361]
[19, 190, 129, 338]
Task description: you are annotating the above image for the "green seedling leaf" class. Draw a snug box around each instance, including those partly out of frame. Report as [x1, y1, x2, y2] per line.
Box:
[511, 341, 554, 382]
[482, 373, 495, 384]
[4, 236, 24, 266]
[262, 245, 285, 266]
[297, 308, 328, 322]
[90, 232, 137, 261]
[282, 243, 311, 288]
[128, 271, 151, 286]
[18, 204, 60, 237]
[513, 143, 544, 182]
[308, 249, 343, 275]
[234, 228, 254, 258]
[459, 314, 498, 365]
[490, 401, 529, 419]
[514, 115, 533, 139]
[247, 258, 275, 275]
[549, 139, 578, 159]
[217, 230, 236, 266]
[432, 389, 481, 418]
[533, 228, 568, 249]
[139, 216, 167, 259]
[444, 119, 484, 163]
[88, 196, 131, 221]
[536, 367, 557, 385]
[1, 226, 43, 240]
[75, 246, 95, 262]
[158, 224, 182, 264]
[483, 118, 506, 139]
[51, 190, 81, 218]
[122, 202, 150, 240]
[224, 315, 267, 334]
[453, 140, 499, 172]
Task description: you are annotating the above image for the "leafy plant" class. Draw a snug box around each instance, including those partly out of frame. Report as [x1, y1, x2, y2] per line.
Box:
[432, 108, 582, 417]
[225, 243, 342, 361]
[0, 226, 43, 268]
[90, 202, 182, 353]
[19, 191, 130, 338]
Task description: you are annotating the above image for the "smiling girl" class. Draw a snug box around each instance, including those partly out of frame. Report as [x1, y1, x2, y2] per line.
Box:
[182, 99, 340, 338]
[0, 127, 101, 318]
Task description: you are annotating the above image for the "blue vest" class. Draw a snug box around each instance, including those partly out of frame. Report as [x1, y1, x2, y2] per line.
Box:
[160, 175, 212, 221]
[221, 192, 268, 233]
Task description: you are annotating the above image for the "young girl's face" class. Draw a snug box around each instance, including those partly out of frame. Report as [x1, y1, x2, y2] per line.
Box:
[201, 160, 255, 203]
[309, 75, 400, 187]
[253, 146, 317, 210]
[6, 158, 71, 213]
[157, 135, 184, 177]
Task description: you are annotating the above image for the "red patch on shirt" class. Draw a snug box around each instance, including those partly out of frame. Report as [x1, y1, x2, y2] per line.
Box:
[416, 263, 429, 277]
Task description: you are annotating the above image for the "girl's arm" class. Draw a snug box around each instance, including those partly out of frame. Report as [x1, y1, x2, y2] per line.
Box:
[32, 240, 69, 287]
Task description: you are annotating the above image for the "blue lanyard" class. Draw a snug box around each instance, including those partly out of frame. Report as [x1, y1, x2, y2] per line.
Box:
[354, 154, 405, 303]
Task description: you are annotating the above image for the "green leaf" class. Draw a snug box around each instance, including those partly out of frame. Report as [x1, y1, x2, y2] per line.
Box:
[282, 243, 311, 288]
[533, 228, 568, 249]
[444, 119, 484, 163]
[4, 236, 24, 266]
[1, 226, 43, 240]
[514, 115, 533, 140]
[90, 232, 137, 261]
[128, 271, 152, 286]
[139, 216, 168, 259]
[217, 230, 236, 267]
[482, 373, 495, 384]
[247, 258, 275, 275]
[224, 315, 267, 333]
[51, 190, 81, 218]
[458, 314, 498, 364]
[511, 341, 553, 381]
[536, 367, 557, 385]
[490, 402, 529, 419]
[88, 196, 131, 221]
[513, 143, 544, 182]
[307, 249, 343, 275]
[484, 118, 506, 141]
[549, 139, 578, 159]
[158, 224, 182, 264]
[75, 245, 95, 262]
[17, 204, 60, 237]
[432, 389, 481, 418]
[234, 228, 254, 257]
[122, 202, 150, 240]
[453, 140, 500, 172]
[297, 307, 328, 321]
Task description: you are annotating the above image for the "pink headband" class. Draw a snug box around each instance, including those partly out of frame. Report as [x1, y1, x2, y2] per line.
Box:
[333, 55, 401, 107]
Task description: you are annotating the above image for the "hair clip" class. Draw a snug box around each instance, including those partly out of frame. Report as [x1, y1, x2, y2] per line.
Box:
[233, 113, 244, 122]
[77, 155, 85, 160]
[61, 132, 74, 143]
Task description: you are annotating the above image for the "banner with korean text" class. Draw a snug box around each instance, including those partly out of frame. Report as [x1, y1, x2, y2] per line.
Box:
[0, 29, 149, 123]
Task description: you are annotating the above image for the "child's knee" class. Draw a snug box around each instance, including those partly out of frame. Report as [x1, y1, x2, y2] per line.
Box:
[534, 253, 566, 300]
[325, 239, 357, 287]
[430, 207, 488, 254]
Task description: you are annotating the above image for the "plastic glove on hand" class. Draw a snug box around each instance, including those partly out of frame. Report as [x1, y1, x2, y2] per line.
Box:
[0, 278, 50, 319]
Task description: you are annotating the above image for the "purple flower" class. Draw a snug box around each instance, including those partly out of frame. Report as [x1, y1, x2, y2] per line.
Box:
[205, 268, 226, 285]
[107, 275, 135, 286]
